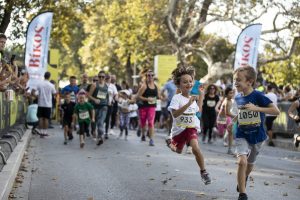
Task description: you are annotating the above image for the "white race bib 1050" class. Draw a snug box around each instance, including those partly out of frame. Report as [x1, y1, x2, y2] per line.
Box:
[79, 111, 89, 120]
[175, 113, 195, 128]
[238, 109, 260, 126]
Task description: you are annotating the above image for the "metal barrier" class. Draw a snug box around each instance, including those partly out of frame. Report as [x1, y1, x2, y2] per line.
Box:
[0, 93, 27, 169]
[272, 101, 297, 137]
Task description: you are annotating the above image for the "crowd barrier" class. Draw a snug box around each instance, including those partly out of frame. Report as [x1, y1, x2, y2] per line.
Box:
[0, 92, 27, 136]
[272, 101, 297, 137]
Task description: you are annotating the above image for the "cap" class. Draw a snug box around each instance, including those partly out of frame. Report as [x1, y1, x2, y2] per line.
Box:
[120, 90, 130, 96]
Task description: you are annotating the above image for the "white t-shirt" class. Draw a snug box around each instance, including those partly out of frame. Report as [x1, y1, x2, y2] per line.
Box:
[265, 92, 278, 116]
[168, 93, 200, 137]
[107, 83, 118, 105]
[35, 80, 56, 108]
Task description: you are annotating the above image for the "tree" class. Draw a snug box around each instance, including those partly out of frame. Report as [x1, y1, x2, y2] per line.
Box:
[165, 0, 300, 82]
[79, 0, 171, 85]
[0, 0, 48, 40]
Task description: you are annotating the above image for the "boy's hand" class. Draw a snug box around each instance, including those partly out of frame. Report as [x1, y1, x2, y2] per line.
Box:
[189, 96, 197, 105]
[94, 99, 100, 104]
[244, 103, 258, 112]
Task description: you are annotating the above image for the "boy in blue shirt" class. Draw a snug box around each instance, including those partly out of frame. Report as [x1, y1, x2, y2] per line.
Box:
[228, 66, 280, 200]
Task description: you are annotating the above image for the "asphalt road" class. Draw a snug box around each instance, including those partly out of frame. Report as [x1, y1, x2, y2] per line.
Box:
[10, 126, 300, 200]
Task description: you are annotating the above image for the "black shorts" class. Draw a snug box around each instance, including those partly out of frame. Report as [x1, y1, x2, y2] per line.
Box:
[79, 121, 89, 135]
[265, 116, 277, 131]
[37, 107, 52, 119]
[63, 119, 72, 127]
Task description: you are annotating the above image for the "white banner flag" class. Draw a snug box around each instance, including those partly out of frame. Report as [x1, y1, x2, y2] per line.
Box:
[25, 12, 53, 83]
[234, 24, 262, 70]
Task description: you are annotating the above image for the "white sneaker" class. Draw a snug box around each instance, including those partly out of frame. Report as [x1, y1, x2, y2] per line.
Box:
[186, 146, 192, 154]
[109, 130, 115, 135]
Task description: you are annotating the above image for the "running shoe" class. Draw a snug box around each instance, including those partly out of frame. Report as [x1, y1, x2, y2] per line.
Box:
[238, 193, 248, 200]
[80, 142, 85, 148]
[141, 135, 146, 141]
[200, 170, 211, 185]
[64, 140, 68, 145]
[136, 129, 141, 137]
[186, 146, 192, 154]
[165, 138, 171, 148]
[268, 140, 275, 147]
[104, 134, 109, 139]
[97, 138, 104, 146]
[227, 148, 235, 155]
[294, 134, 299, 148]
[149, 139, 155, 146]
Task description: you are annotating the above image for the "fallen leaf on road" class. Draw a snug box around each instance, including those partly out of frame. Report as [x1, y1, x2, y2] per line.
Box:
[87, 156, 92, 158]
[149, 178, 155, 180]
[282, 192, 288, 196]
[264, 181, 269, 186]
[162, 179, 168, 184]
[161, 172, 168, 174]
[288, 175, 294, 178]
[196, 192, 205, 197]
[52, 177, 57, 181]
[228, 172, 232, 175]
[219, 189, 227, 192]
[274, 183, 278, 185]
[87, 197, 93, 200]
[146, 155, 151, 157]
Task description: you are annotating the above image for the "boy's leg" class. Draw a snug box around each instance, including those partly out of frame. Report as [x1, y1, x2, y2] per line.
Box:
[189, 139, 205, 170]
[237, 155, 248, 193]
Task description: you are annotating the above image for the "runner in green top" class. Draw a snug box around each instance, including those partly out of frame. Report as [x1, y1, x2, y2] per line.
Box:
[73, 91, 95, 148]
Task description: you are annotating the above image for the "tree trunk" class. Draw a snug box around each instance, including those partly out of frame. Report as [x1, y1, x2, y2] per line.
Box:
[125, 53, 134, 87]
[0, 1, 13, 33]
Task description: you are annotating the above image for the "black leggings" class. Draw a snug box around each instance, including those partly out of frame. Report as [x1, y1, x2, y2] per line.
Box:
[110, 103, 118, 129]
[202, 114, 216, 141]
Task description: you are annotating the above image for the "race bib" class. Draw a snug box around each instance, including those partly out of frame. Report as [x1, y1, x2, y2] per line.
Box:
[70, 92, 76, 102]
[148, 97, 157, 104]
[207, 100, 216, 107]
[175, 113, 195, 128]
[238, 109, 261, 127]
[97, 91, 107, 99]
[79, 111, 89, 119]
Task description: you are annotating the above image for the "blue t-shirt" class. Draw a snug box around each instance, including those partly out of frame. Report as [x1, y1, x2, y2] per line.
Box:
[235, 90, 272, 144]
[61, 85, 79, 102]
[163, 80, 177, 103]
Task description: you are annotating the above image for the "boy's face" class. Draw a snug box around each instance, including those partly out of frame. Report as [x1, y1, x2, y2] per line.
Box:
[0, 38, 6, 51]
[179, 74, 194, 94]
[65, 94, 71, 102]
[78, 95, 85, 103]
[233, 71, 252, 92]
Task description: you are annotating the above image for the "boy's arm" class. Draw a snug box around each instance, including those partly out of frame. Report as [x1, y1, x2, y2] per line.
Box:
[197, 92, 204, 113]
[244, 103, 280, 115]
[88, 83, 100, 104]
[91, 109, 95, 122]
[288, 101, 300, 120]
[72, 113, 77, 127]
[225, 100, 235, 118]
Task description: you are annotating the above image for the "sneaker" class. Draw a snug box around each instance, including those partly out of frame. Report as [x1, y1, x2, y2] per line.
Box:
[141, 135, 146, 142]
[227, 148, 235, 155]
[208, 140, 213, 144]
[223, 141, 228, 147]
[137, 129, 141, 137]
[97, 138, 104, 146]
[64, 140, 68, 145]
[149, 139, 155, 146]
[238, 193, 248, 200]
[125, 136, 128, 141]
[68, 133, 74, 140]
[80, 142, 85, 148]
[86, 133, 90, 137]
[104, 134, 109, 139]
[268, 140, 275, 147]
[186, 146, 192, 154]
[165, 138, 171, 148]
[237, 176, 248, 192]
[294, 134, 299, 148]
[200, 170, 211, 185]
[40, 133, 49, 137]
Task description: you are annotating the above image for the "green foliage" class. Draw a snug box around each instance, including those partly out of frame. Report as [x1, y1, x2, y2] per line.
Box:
[261, 42, 300, 87]
[79, 0, 171, 80]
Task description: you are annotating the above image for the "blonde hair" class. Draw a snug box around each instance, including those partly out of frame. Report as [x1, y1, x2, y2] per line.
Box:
[233, 65, 257, 86]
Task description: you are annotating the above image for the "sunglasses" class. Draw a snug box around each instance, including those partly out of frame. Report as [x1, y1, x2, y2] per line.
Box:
[98, 75, 105, 78]
[209, 87, 215, 90]
[147, 74, 154, 77]
[93, 79, 98, 82]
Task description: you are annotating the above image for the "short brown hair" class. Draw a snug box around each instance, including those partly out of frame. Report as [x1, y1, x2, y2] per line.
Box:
[171, 66, 195, 86]
[233, 65, 257, 86]
[0, 33, 7, 40]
